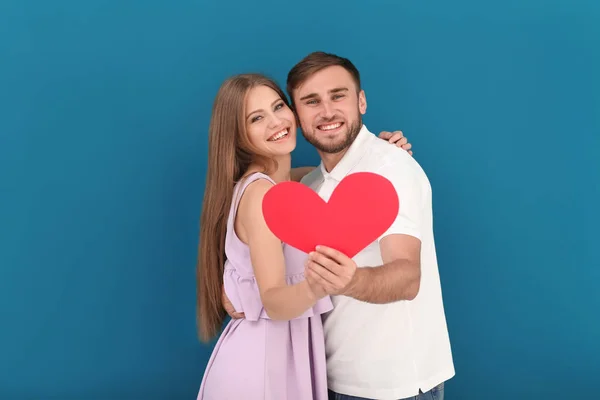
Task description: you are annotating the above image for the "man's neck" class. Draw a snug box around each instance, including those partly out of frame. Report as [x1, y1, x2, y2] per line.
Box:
[319, 148, 350, 173]
[318, 123, 366, 173]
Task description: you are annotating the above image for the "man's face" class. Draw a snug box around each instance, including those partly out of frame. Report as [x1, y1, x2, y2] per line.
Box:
[293, 66, 367, 154]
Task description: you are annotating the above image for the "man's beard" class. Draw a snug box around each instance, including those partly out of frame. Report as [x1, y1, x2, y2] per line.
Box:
[301, 115, 362, 154]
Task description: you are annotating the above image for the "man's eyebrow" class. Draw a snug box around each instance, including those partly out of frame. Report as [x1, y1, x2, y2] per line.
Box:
[299, 87, 349, 102]
[299, 92, 319, 101]
[246, 98, 282, 119]
[329, 87, 349, 94]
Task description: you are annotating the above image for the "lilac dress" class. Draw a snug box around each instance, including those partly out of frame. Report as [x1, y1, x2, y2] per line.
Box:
[197, 172, 333, 400]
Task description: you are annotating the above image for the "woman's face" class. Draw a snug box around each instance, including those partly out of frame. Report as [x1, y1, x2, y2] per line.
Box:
[244, 85, 297, 158]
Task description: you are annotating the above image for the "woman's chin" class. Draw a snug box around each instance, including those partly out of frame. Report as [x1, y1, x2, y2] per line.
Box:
[267, 140, 296, 157]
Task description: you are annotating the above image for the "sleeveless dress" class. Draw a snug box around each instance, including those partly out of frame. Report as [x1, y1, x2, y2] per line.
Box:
[197, 172, 333, 400]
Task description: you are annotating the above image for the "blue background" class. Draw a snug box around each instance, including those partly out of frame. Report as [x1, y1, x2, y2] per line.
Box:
[1, 0, 598, 399]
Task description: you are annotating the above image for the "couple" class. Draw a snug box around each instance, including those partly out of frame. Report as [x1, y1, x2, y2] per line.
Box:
[196, 51, 454, 400]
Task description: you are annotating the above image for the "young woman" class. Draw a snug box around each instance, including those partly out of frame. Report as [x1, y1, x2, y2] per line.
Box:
[196, 73, 412, 400]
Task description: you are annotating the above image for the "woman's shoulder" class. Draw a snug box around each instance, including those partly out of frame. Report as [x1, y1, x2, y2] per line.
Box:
[238, 172, 275, 198]
[235, 172, 275, 219]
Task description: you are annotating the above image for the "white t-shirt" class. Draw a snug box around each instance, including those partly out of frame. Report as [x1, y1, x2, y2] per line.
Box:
[301, 124, 455, 400]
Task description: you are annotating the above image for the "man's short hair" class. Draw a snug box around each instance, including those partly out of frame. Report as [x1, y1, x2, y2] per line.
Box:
[286, 51, 361, 107]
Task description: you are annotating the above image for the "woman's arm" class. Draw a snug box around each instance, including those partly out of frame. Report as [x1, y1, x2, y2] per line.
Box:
[237, 179, 325, 320]
[378, 130, 413, 155]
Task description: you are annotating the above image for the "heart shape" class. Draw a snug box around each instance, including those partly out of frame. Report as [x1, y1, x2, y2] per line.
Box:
[262, 172, 399, 258]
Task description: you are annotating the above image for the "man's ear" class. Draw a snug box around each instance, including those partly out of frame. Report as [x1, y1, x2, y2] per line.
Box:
[358, 90, 367, 115]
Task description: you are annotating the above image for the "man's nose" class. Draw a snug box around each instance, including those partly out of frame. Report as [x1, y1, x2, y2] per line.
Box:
[320, 101, 335, 119]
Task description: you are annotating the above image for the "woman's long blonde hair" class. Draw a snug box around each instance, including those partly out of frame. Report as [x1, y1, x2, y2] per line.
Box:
[196, 74, 292, 342]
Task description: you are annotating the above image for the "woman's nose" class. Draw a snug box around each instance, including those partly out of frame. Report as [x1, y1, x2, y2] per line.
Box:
[268, 114, 283, 128]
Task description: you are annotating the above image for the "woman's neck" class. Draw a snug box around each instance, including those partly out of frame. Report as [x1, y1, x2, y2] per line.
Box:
[247, 154, 291, 183]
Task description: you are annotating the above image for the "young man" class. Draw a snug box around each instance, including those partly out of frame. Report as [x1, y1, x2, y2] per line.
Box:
[288, 51, 454, 400]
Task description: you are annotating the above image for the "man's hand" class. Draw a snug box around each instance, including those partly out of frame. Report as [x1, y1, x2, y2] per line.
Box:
[222, 284, 244, 319]
[378, 130, 413, 156]
[306, 245, 357, 296]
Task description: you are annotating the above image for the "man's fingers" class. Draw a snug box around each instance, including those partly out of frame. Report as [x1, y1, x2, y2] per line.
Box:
[309, 251, 342, 274]
[226, 305, 244, 319]
[306, 267, 336, 294]
[308, 260, 341, 287]
[222, 287, 245, 319]
[225, 307, 244, 319]
[314, 245, 347, 265]
[225, 305, 245, 319]
[229, 312, 244, 319]
[308, 260, 337, 282]
[224, 302, 242, 318]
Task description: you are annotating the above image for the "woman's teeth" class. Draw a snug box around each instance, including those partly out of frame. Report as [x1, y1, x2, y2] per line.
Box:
[268, 129, 289, 141]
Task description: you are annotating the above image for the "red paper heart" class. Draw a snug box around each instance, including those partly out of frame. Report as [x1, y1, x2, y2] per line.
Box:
[262, 172, 399, 258]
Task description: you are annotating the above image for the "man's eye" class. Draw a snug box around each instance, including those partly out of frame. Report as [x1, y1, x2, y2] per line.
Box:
[306, 99, 318, 105]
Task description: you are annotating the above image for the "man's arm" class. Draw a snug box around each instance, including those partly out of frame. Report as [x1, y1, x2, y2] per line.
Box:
[306, 159, 426, 304]
[290, 167, 316, 182]
[345, 234, 421, 303]
[306, 234, 421, 304]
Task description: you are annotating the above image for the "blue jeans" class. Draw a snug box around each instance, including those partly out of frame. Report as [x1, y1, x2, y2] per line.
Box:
[327, 382, 444, 400]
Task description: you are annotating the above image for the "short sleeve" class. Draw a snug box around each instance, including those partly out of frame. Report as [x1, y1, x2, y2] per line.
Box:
[375, 160, 425, 242]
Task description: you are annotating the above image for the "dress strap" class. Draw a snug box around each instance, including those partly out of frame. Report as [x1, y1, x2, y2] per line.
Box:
[227, 172, 276, 228]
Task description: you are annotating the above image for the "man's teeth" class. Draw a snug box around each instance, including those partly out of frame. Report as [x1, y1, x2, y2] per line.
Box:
[319, 122, 342, 131]
[268, 129, 288, 141]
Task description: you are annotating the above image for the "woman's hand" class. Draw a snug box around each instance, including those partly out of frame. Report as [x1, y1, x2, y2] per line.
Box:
[304, 260, 329, 300]
[378, 130, 413, 156]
